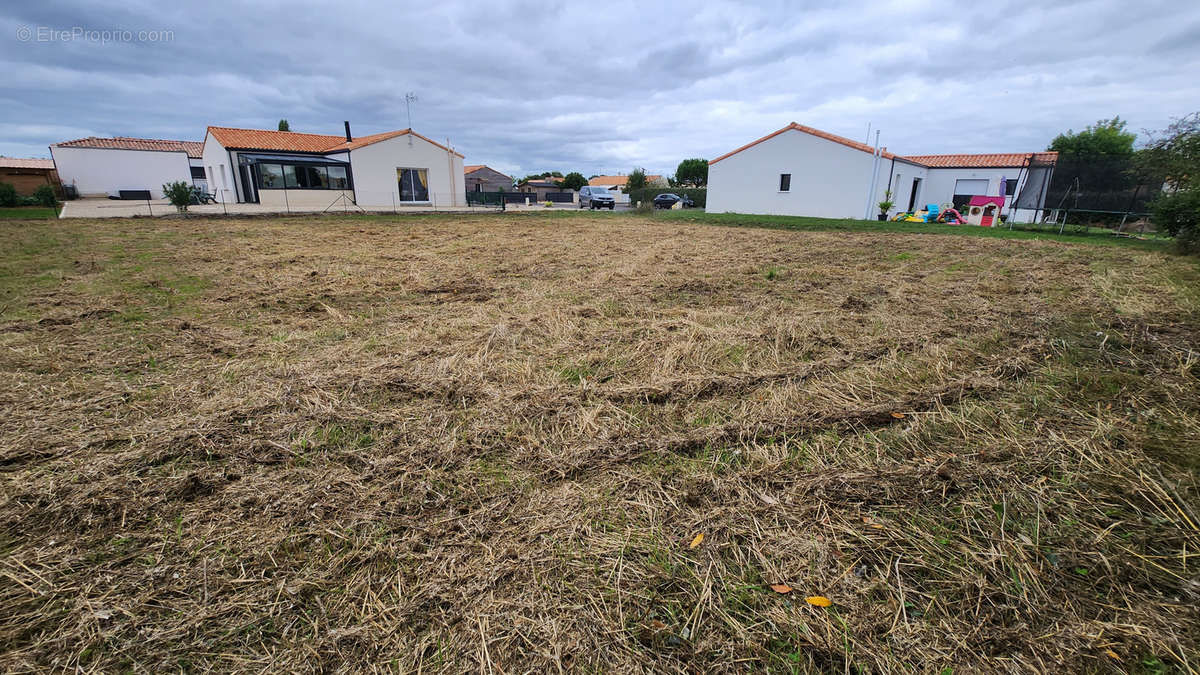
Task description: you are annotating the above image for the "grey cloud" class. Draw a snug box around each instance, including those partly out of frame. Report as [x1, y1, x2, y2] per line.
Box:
[1, 0, 1198, 178]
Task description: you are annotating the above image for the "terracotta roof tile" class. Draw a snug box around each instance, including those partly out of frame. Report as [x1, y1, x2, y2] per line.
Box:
[710, 123, 1056, 169]
[900, 151, 1059, 168]
[464, 165, 484, 174]
[52, 137, 203, 158]
[206, 126, 464, 157]
[587, 174, 663, 186]
[0, 157, 55, 170]
[710, 123, 897, 165]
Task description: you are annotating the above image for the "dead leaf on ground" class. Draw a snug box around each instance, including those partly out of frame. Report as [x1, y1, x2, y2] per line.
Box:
[1104, 649, 1122, 662]
[805, 596, 833, 607]
[769, 583, 793, 594]
[891, 412, 906, 419]
[689, 533, 704, 549]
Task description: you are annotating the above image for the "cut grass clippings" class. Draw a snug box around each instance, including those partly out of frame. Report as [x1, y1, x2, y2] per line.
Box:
[0, 212, 1198, 672]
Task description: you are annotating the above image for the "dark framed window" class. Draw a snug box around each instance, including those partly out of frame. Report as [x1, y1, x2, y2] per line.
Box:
[190, 166, 206, 179]
[1005, 178, 1018, 196]
[258, 163, 284, 188]
[256, 161, 345, 190]
[397, 168, 429, 201]
[779, 173, 791, 192]
[327, 166, 348, 189]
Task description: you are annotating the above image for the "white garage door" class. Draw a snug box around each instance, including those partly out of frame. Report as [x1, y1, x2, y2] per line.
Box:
[954, 179, 989, 196]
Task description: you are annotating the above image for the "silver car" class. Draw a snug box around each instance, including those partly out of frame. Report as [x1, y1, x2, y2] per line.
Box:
[579, 186, 616, 210]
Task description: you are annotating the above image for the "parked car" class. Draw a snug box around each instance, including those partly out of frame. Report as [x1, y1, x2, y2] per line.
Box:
[653, 193, 695, 209]
[579, 186, 616, 210]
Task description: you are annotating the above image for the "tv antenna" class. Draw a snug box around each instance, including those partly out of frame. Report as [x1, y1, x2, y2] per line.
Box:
[404, 92, 418, 145]
[404, 92, 418, 128]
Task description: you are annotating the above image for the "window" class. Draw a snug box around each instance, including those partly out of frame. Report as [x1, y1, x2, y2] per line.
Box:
[219, 164, 227, 188]
[273, 164, 334, 189]
[327, 166, 348, 190]
[1005, 178, 1018, 196]
[190, 166, 206, 179]
[259, 163, 284, 188]
[397, 168, 429, 201]
[779, 173, 791, 192]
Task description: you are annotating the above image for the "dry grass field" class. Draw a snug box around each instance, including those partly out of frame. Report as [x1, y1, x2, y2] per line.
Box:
[2, 212, 1199, 672]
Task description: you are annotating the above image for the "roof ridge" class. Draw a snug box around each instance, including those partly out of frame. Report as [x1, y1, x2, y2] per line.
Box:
[206, 125, 345, 140]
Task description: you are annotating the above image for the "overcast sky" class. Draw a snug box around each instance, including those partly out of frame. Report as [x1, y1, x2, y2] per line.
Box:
[2, 0, 1199, 178]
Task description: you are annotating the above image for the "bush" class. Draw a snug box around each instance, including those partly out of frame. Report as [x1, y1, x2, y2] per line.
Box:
[626, 187, 706, 209]
[1150, 189, 1200, 254]
[162, 181, 193, 212]
[0, 182, 16, 208]
[33, 184, 57, 207]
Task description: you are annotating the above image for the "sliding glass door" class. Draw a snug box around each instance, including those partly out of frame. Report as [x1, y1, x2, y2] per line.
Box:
[397, 168, 429, 202]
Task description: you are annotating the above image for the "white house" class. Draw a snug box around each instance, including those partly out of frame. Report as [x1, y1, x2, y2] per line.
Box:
[202, 123, 465, 209]
[707, 123, 1056, 222]
[49, 137, 206, 199]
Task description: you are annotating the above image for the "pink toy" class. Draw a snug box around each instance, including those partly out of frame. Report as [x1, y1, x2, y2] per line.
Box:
[966, 196, 1005, 227]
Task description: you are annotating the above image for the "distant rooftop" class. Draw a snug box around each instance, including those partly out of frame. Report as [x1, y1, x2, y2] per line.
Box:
[52, 137, 203, 158]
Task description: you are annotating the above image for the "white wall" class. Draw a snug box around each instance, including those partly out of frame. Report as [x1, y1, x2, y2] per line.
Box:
[50, 146, 193, 199]
[883, 161, 931, 215]
[707, 129, 901, 219]
[258, 189, 355, 209]
[923, 167, 1037, 221]
[349, 134, 465, 208]
[201, 135, 239, 204]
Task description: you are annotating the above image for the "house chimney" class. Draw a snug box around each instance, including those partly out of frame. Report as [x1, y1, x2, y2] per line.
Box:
[344, 121, 352, 142]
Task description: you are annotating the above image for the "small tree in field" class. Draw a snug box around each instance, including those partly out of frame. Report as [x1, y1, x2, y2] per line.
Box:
[162, 181, 193, 212]
[625, 168, 646, 193]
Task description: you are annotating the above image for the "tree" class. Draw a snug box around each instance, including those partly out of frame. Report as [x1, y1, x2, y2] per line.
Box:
[561, 172, 587, 191]
[674, 158, 708, 187]
[1142, 112, 1200, 253]
[519, 172, 563, 184]
[1048, 117, 1135, 157]
[278, 119, 290, 131]
[162, 181, 194, 212]
[625, 168, 646, 193]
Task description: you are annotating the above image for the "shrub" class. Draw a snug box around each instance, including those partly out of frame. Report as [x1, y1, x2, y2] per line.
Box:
[162, 181, 193, 212]
[33, 184, 57, 207]
[0, 182, 16, 208]
[1150, 189, 1200, 254]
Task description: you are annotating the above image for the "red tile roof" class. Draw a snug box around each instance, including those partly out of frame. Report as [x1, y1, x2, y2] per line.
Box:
[206, 126, 464, 157]
[710, 123, 1056, 169]
[710, 123, 897, 165]
[464, 165, 484, 174]
[0, 157, 55, 170]
[52, 137, 203, 158]
[900, 151, 1058, 168]
[588, 174, 663, 186]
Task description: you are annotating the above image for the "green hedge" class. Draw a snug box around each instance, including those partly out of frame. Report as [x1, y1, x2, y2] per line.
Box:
[625, 187, 706, 208]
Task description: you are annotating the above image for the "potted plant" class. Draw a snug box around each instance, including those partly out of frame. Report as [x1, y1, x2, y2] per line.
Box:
[877, 190, 894, 221]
